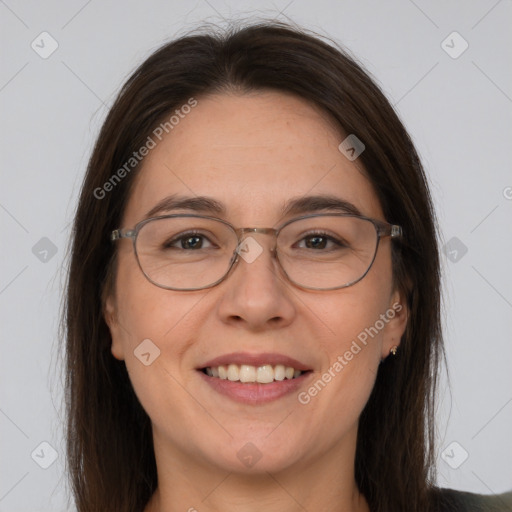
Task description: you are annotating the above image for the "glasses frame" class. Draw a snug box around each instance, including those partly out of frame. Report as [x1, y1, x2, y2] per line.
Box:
[110, 213, 403, 291]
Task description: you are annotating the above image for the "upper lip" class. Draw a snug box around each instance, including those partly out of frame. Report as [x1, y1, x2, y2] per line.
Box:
[199, 352, 312, 371]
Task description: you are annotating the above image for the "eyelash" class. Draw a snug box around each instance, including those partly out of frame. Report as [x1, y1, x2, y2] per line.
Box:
[164, 230, 347, 251]
[163, 231, 215, 249]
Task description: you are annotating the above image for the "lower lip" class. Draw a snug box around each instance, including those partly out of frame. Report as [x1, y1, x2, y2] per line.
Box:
[198, 370, 311, 404]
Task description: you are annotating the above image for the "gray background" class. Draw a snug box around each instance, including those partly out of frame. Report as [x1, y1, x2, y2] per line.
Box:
[1, 1, 511, 510]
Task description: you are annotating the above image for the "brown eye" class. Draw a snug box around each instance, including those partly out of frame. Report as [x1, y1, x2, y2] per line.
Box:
[180, 235, 204, 249]
[295, 233, 346, 251]
[304, 235, 328, 249]
[163, 232, 214, 250]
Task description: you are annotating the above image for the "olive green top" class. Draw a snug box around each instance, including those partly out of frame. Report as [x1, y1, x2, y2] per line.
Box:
[433, 488, 512, 511]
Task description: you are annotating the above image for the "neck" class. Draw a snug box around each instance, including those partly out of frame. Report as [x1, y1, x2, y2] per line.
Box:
[144, 428, 370, 512]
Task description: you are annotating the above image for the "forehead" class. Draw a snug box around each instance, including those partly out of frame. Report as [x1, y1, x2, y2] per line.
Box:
[122, 91, 383, 226]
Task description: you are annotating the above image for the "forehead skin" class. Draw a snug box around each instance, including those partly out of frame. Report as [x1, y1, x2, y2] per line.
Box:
[121, 91, 384, 228]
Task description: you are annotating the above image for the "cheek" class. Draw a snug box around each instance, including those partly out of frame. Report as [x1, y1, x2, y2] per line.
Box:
[300, 252, 393, 411]
[318, 296, 384, 394]
[114, 248, 199, 341]
[111, 253, 203, 396]
[113, 284, 208, 439]
[315, 264, 393, 362]
[294, 300, 385, 454]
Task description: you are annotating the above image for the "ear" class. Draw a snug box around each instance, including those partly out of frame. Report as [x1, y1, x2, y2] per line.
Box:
[104, 293, 125, 361]
[381, 288, 409, 360]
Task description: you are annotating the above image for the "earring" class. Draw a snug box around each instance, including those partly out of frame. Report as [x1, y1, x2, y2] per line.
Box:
[390, 345, 398, 356]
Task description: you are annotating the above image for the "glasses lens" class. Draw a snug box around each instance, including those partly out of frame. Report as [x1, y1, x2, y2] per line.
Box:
[277, 216, 378, 289]
[135, 216, 237, 290]
[134, 215, 379, 291]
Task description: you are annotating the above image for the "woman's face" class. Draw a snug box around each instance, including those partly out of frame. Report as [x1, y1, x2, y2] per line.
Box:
[106, 91, 407, 476]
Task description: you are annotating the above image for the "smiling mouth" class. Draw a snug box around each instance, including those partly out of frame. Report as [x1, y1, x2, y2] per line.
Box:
[201, 364, 310, 384]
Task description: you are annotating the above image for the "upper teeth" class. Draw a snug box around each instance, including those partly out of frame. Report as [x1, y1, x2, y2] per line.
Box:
[205, 364, 302, 383]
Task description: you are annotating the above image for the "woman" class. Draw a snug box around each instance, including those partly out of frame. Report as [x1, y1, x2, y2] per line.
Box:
[64, 21, 511, 511]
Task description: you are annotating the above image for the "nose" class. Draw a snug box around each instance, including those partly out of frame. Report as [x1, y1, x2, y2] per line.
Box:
[215, 234, 296, 331]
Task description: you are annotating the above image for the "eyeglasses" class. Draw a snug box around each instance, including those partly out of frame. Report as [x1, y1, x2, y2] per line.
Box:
[110, 213, 402, 291]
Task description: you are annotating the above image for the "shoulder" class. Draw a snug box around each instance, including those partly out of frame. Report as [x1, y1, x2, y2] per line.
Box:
[430, 487, 512, 512]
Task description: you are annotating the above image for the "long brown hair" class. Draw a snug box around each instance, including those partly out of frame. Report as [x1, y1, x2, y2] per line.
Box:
[63, 21, 443, 511]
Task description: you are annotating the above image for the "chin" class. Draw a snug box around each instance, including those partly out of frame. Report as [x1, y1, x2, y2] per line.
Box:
[200, 433, 308, 475]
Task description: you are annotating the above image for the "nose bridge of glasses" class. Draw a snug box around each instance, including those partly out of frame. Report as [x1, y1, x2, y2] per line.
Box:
[234, 227, 279, 260]
[238, 226, 277, 236]
[238, 227, 278, 243]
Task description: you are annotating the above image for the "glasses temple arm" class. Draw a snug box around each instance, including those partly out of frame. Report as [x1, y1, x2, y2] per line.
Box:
[110, 229, 137, 241]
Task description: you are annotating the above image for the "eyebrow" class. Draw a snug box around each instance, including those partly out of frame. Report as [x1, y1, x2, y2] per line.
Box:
[144, 193, 362, 220]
